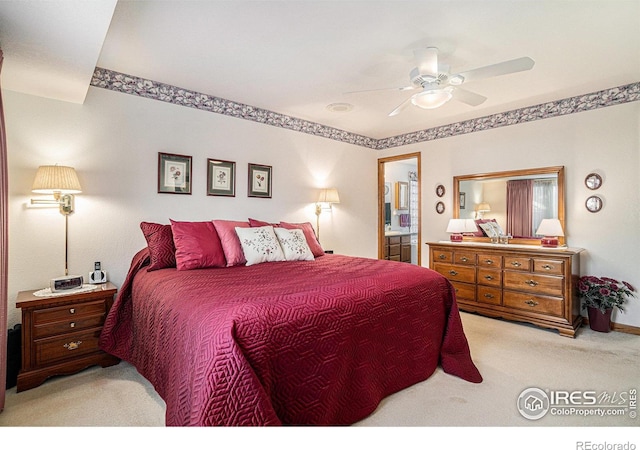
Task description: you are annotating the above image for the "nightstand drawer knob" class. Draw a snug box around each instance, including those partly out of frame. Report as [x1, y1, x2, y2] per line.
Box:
[63, 340, 82, 351]
[69, 308, 76, 314]
[69, 322, 76, 328]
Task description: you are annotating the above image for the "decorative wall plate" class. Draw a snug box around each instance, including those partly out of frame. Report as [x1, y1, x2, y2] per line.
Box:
[436, 201, 445, 214]
[585, 173, 602, 190]
[585, 195, 603, 213]
[436, 184, 445, 197]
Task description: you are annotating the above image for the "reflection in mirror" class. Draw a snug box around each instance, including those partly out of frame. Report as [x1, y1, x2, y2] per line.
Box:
[453, 166, 565, 245]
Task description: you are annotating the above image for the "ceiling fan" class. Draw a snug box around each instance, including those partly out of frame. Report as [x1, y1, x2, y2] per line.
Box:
[348, 47, 535, 116]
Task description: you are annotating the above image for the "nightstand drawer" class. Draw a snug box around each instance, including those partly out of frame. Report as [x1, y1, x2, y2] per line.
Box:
[33, 300, 107, 325]
[35, 328, 103, 366]
[33, 314, 106, 339]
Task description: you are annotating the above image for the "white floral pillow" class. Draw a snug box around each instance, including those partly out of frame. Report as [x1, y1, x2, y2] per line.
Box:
[274, 227, 315, 261]
[235, 226, 285, 266]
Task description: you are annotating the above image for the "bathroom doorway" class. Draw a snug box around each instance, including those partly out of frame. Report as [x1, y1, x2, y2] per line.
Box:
[378, 153, 421, 265]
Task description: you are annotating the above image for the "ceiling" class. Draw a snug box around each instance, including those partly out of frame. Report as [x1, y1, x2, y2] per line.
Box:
[1, 1, 639, 140]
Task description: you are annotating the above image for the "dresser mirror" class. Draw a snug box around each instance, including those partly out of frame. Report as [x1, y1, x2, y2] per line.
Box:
[453, 166, 565, 245]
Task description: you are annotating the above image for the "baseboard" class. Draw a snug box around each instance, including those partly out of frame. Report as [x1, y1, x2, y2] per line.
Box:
[581, 316, 640, 336]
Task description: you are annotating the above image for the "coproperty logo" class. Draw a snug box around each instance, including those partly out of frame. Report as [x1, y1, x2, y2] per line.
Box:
[517, 387, 637, 420]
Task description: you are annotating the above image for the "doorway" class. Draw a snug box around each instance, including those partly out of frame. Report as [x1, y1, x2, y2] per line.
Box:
[378, 153, 421, 265]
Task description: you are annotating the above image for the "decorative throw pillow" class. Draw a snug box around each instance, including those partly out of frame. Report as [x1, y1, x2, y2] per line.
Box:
[212, 220, 251, 266]
[279, 221, 324, 257]
[248, 218, 278, 227]
[235, 226, 285, 266]
[170, 220, 226, 270]
[274, 227, 314, 261]
[140, 222, 176, 271]
[478, 221, 499, 238]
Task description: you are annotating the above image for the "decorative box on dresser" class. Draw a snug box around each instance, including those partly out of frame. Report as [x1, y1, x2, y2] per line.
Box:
[428, 241, 584, 337]
[15, 282, 120, 392]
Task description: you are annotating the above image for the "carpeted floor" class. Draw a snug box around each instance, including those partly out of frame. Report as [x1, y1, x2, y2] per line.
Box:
[1, 312, 638, 446]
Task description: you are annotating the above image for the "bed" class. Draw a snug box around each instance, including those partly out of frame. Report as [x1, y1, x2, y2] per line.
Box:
[99, 221, 481, 426]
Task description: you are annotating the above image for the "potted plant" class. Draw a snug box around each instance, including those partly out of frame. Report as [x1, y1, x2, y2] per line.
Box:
[578, 276, 636, 332]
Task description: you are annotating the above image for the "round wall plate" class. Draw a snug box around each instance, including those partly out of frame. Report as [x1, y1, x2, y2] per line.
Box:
[585, 173, 602, 190]
[436, 184, 445, 197]
[436, 201, 445, 214]
[585, 195, 603, 213]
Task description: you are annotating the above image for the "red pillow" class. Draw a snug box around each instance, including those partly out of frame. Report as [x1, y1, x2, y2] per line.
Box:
[248, 218, 278, 227]
[170, 220, 226, 270]
[140, 222, 176, 271]
[279, 221, 324, 257]
[212, 220, 250, 266]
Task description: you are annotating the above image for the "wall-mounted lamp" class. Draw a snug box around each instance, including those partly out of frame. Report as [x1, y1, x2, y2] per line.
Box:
[315, 188, 340, 243]
[446, 218, 477, 242]
[475, 202, 491, 219]
[535, 218, 564, 248]
[30, 165, 82, 275]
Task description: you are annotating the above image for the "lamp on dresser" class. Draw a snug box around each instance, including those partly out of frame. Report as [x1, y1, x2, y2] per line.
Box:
[475, 202, 491, 219]
[446, 218, 476, 242]
[30, 164, 82, 275]
[315, 188, 340, 242]
[535, 218, 564, 248]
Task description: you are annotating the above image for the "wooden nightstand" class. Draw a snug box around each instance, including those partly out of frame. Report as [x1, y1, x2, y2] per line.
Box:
[15, 282, 120, 392]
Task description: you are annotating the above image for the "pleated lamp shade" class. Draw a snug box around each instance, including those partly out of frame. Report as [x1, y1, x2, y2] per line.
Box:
[32, 165, 82, 194]
[317, 188, 340, 204]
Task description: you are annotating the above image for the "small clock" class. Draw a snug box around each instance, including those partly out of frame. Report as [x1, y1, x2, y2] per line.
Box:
[436, 184, 445, 197]
[436, 201, 445, 214]
[50, 275, 84, 292]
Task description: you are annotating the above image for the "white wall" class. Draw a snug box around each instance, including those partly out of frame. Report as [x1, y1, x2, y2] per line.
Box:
[5, 87, 378, 326]
[379, 101, 640, 327]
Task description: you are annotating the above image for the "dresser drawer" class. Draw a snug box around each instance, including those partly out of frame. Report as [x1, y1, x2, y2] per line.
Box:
[33, 314, 106, 339]
[432, 249, 453, 263]
[33, 300, 107, 325]
[477, 254, 502, 269]
[504, 272, 564, 297]
[453, 251, 476, 265]
[533, 258, 565, 275]
[450, 281, 476, 302]
[477, 268, 502, 287]
[434, 263, 476, 283]
[504, 291, 564, 317]
[35, 328, 103, 366]
[504, 256, 531, 271]
[477, 286, 502, 306]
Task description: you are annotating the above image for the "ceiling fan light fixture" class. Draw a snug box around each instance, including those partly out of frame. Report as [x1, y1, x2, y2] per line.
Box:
[449, 74, 465, 85]
[411, 89, 453, 109]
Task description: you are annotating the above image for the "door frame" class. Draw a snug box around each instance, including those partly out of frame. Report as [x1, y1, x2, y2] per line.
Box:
[377, 152, 422, 264]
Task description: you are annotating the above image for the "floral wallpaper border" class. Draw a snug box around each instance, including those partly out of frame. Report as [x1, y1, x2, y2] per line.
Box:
[91, 67, 639, 151]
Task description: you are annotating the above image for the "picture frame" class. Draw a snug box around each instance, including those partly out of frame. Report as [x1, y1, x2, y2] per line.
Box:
[158, 152, 192, 194]
[436, 184, 445, 197]
[395, 181, 409, 210]
[436, 201, 445, 214]
[460, 192, 466, 209]
[248, 163, 272, 198]
[207, 159, 236, 197]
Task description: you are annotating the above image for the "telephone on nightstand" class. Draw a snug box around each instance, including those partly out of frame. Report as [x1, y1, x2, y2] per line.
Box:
[89, 261, 108, 284]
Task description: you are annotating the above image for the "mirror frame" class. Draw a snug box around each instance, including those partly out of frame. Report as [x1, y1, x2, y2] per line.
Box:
[453, 166, 565, 245]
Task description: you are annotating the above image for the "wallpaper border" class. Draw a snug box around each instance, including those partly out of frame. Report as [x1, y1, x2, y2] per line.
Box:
[90, 68, 639, 151]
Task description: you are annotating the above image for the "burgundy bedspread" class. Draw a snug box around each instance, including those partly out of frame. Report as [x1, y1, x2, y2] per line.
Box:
[100, 249, 481, 426]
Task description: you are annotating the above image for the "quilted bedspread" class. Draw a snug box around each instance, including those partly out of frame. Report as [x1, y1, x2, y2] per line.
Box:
[100, 249, 482, 426]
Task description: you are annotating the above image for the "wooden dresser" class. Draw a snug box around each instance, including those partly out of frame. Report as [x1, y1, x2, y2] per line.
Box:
[428, 241, 584, 337]
[16, 282, 120, 392]
[384, 233, 413, 263]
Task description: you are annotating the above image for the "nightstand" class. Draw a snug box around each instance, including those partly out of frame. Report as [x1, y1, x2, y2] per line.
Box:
[15, 282, 120, 392]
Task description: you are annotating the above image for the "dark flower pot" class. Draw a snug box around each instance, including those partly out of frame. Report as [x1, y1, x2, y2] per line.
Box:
[587, 307, 612, 333]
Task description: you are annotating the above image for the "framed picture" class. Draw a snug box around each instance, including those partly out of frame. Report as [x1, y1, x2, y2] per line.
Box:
[436, 184, 445, 197]
[248, 163, 272, 198]
[158, 152, 192, 194]
[460, 192, 466, 209]
[207, 159, 236, 197]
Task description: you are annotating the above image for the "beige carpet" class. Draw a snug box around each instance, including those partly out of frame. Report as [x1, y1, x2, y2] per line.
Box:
[1, 312, 638, 446]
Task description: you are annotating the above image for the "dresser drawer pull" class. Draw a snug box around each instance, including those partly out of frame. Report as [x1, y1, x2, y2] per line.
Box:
[69, 322, 76, 328]
[525, 280, 539, 287]
[484, 259, 494, 265]
[524, 300, 539, 307]
[541, 264, 553, 270]
[511, 261, 522, 267]
[484, 275, 494, 281]
[484, 293, 495, 299]
[63, 340, 83, 351]
[69, 308, 76, 314]
[438, 254, 446, 259]
[460, 257, 469, 262]
[448, 270, 458, 276]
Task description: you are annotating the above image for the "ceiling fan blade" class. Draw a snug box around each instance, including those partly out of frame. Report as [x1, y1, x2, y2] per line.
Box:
[388, 96, 415, 117]
[413, 47, 439, 77]
[344, 85, 416, 95]
[451, 87, 487, 106]
[454, 57, 535, 84]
